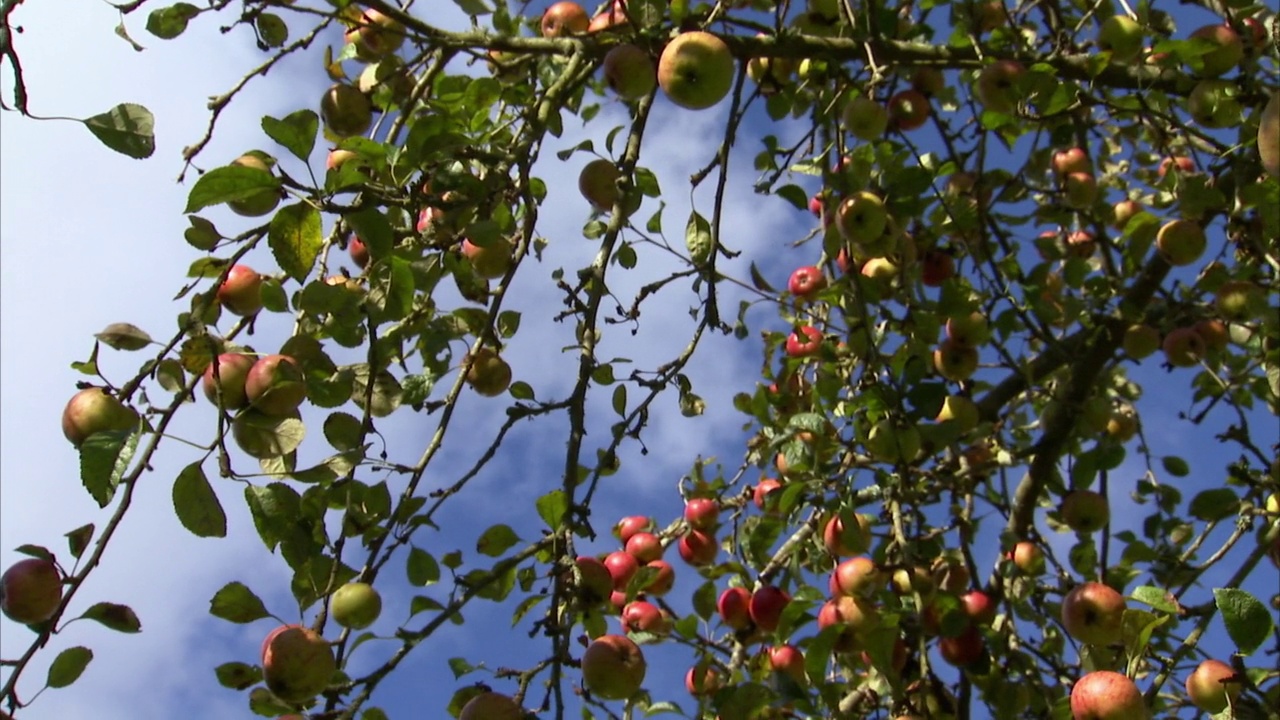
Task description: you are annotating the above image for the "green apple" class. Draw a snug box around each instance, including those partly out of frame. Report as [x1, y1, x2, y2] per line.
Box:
[582, 634, 646, 700]
[1260, 92, 1279, 178]
[1061, 489, 1110, 532]
[1061, 582, 1126, 645]
[345, 8, 404, 61]
[1187, 79, 1242, 128]
[866, 418, 922, 464]
[1155, 219, 1206, 266]
[461, 236, 513, 279]
[320, 83, 373, 138]
[61, 387, 138, 447]
[657, 31, 735, 110]
[464, 348, 512, 397]
[975, 60, 1025, 113]
[1098, 15, 1144, 63]
[1063, 171, 1097, 209]
[459, 692, 524, 720]
[603, 44, 656, 101]
[837, 191, 888, 246]
[578, 158, 638, 215]
[933, 339, 979, 381]
[1123, 324, 1161, 359]
[331, 582, 382, 629]
[1215, 280, 1266, 321]
[1187, 24, 1243, 77]
[227, 154, 281, 217]
[936, 395, 979, 433]
[842, 94, 889, 141]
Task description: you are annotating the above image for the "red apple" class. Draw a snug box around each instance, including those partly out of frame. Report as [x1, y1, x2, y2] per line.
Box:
[1007, 541, 1045, 576]
[621, 600, 668, 635]
[641, 560, 674, 596]
[216, 264, 264, 316]
[768, 644, 807, 685]
[887, 89, 931, 131]
[602, 43, 656, 101]
[1053, 147, 1091, 176]
[245, 354, 306, 416]
[833, 557, 881, 597]
[604, 550, 639, 590]
[348, 236, 370, 268]
[1157, 155, 1195, 179]
[822, 511, 872, 556]
[574, 556, 613, 606]
[788, 265, 826, 299]
[753, 478, 784, 513]
[61, 387, 139, 447]
[748, 585, 791, 632]
[624, 532, 663, 563]
[785, 326, 823, 358]
[718, 586, 752, 630]
[677, 530, 717, 566]
[1162, 327, 1206, 368]
[614, 515, 652, 544]
[1070, 670, 1147, 719]
[683, 498, 719, 531]
[1061, 582, 1126, 646]
[921, 250, 955, 286]
[0, 558, 63, 625]
[202, 352, 255, 409]
[938, 625, 984, 667]
[685, 662, 723, 696]
[261, 625, 336, 703]
[1185, 659, 1241, 714]
[960, 589, 997, 626]
[582, 634, 646, 700]
[540, 1, 588, 37]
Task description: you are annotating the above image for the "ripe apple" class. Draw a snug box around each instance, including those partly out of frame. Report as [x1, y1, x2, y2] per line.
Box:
[464, 348, 512, 396]
[837, 191, 888, 245]
[1157, 155, 1195, 179]
[227, 154, 281, 217]
[603, 550, 639, 590]
[677, 529, 717, 566]
[936, 395, 979, 433]
[960, 589, 997, 626]
[749, 585, 791, 632]
[1063, 172, 1098, 209]
[866, 419, 922, 464]
[578, 158, 638, 215]
[245, 354, 306, 416]
[817, 595, 878, 651]
[345, 8, 404, 61]
[331, 582, 381, 630]
[683, 498, 719, 530]
[217, 264, 264, 316]
[1008, 541, 1045, 576]
[1187, 24, 1243, 77]
[685, 662, 723, 696]
[718, 586, 753, 630]
[460, 236, 513, 279]
[202, 352, 256, 409]
[843, 95, 889, 140]
[1070, 670, 1147, 719]
[822, 510, 872, 556]
[975, 60, 1025, 113]
[1162, 326, 1206, 368]
[788, 265, 826, 299]
[768, 644, 807, 685]
[641, 559, 674, 596]
[347, 236, 370, 269]
[1061, 582, 1126, 646]
[614, 515, 652, 543]
[785, 326, 823, 358]
[1155, 219, 1206, 266]
[657, 31, 735, 110]
[1185, 659, 1241, 714]
[1187, 79, 1242, 128]
[624, 532, 663, 563]
[1061, 489, 1110, 533]
[574, 556, 613, 606]
[1122, 324, 1160, 359]
[933, 339, 980, 381]
[921, 250, 955, 286]
[1111, 199, 1143, 230]
[621, 600, 668, 634]
[459, 692, 524, 720]
[587, 0, 627, 32]
[0, 558, 63, 624]
[1260, 92, 1279, 178]
[1052, 147, 1090, 176]
[938, 625, 984, 667]
[887, 89, 931, 131]
[753, 478, 784, 513]
[833, 557, 881, 597]
[1106, 405, 1139, 441]
[61, 387, 138, 447]
[945, 311, 991, 348]
[261, 625, 336, 703]
[582, 634, 646, 700]
[540, 1, 588, 37]
[320, 83, 373, 138]
[603, 44, 656, 101]
[1097, 15, 1143, 63]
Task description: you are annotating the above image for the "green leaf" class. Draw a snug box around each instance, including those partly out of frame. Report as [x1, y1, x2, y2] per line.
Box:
[1213, 588, 1272, 655]
[47, 647, 93, 689]
[80, 428, 140, 508]
[346, 206, 395, 261]
[83, 103, 155, 159]
[255, 12, 288, 48]
[323, 412, 364, 452]
[447, 657, 477, 679]
[685, 210, 712, 265]
[172, 462, 227, 538]
[261, 110, 318, 163]
[536, 490, 568, 529]
[496, 310, 521, 338]
[185, 164, 280, 214]
[94, 322, 152, 351]
[268, 203, 322, 283]
[209, 581, 270, 624]
[367, 256, 415, 323]
[145, 3, 198, 39]
[214, 661, 261, 690]
[453, 0, 491, 15]
[1162, 456, 1190, 477]
[1188, 488, 1239, 522]
[64, 524, 94, 559]
[611, 384, 627, 416]
[1129, 586, 1179, 614]
[476, 524, 520, 557]
[155, 358, 186, 393]
[406, 547, 440, 586]
[231, 411, 305, 460]
[79, 602, 142, 633]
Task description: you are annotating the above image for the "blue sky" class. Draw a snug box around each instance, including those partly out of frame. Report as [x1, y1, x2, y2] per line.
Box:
[2, 1, 1277, 719]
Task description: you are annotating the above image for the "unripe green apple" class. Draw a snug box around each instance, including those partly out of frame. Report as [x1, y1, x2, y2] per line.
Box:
[945, 311, 991, 348]
[227, 154, 281, 217]
[261, 625, 336, 703]
[1061, 489, 1110, 533]
[1155, 219, 1206, 266]
[866, 419, 922, 464]
[1260, 92, 1280, 178]
[842, 94, 889, 141]
[657, 32, 735, 111]
[1187, 79, 1242, 128]
[578, 159, 638, 215]
[602, 44, 656, 101]
[1123, 324, 1160, 359]
[320, 83, 373, 138]
[0, 558, 63, 625]
[1098, 15, 1144, 63]
[331, 582, 382, 629]
[936, 395, 979, 433]
[837, 191, 888, 246]
[61, 387, 138, 447]
[464, 348, 512, 397]
[582, 634, 646, 700]
[459, 691, 524, 720]
[1187, 24, 1243, 78]
[1063, 172, 1097, 209]
[933, 339, 979, 381]
[461, 236, 513, 279]
[345, 8, 404, 61]
[1215, 280, 1266, 321]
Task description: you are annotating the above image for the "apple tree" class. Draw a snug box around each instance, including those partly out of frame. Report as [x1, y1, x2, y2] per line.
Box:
[1, 0, 1278, 719]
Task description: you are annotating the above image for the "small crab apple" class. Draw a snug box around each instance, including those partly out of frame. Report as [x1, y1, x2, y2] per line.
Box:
[604, 550, 640, 590]
[624, 532, 663, 563]
[1061, 489, 1110, 532]
[1066, 230, 1096, 258]
[785, 326, 824, 358]
[0, 558, 63, 625]
[683, 498, 719, 531]
[217, 264, 264, 316]
[61, 387, 138, 447]
[1061, 582, 1126, 646]
[1007, 541, 1045, 575]
[459, 692, 524, 720]
[331, 582, 382, 630]
[718, 586, 753, 630]
[582, 634, 646, 701]
[464, 348, 512, 396]
[261, 625, 336, 703]
[960, 589, 998, 626]
[749, 585, 791, 632]
[1185, 659, 1241, 714]
[823, 510, 872, 556]
[614, 516, 653, 544]
[677, 530, 717, 566]
[1162, 326, 1206, 368]
[540, 1, 589, 37]
[641, 560, 675, 596]
[788, 265, 826, 298]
